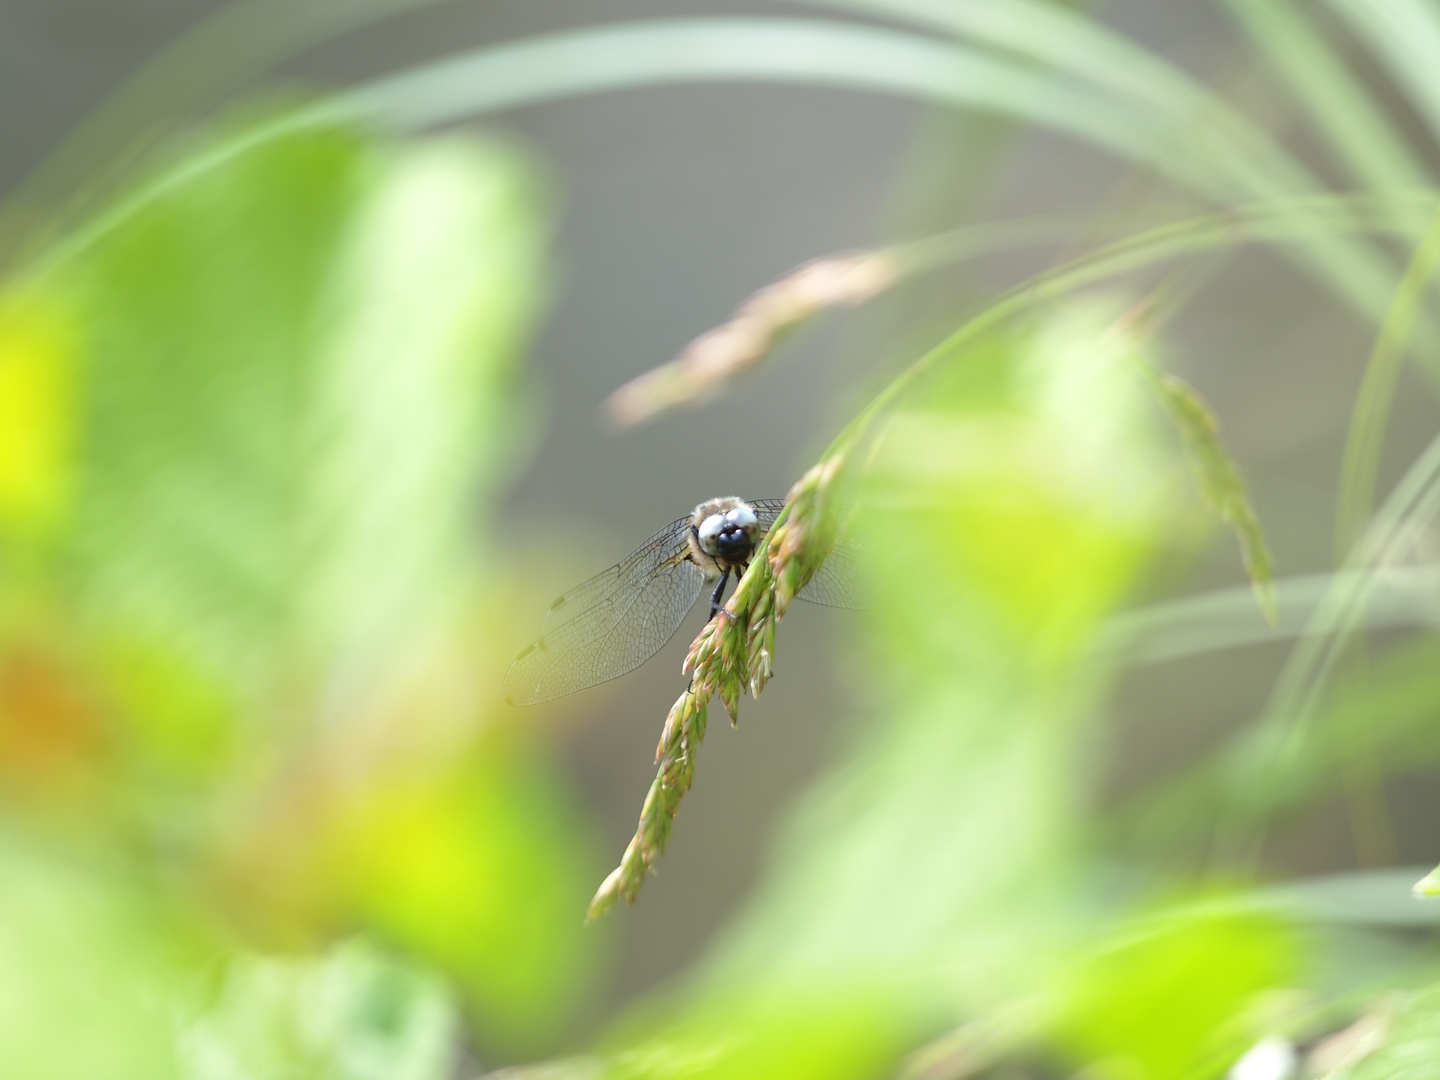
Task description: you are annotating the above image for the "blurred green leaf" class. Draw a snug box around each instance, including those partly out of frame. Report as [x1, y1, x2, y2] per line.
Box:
[322, 741, 598, 1047]
[1250, 868, 1440, 927]
[608, 993, 910, 1080]
[37, 14, 1193, 278]
[1338, 207, 1440, 555]
[0, 108, 602, 1052]
[1219, 0, 1429, 193]
[1105, 566, 1440, 667]
[59, 121, 542, 688]
[794, 0, 1430, 341]
[1346, 979, 1440, 1080]
[41, 12, 1434, 382]
[0, 834, 195, 1080]
[1053, 910, 1298, 1080]
[1324, 0, 1440, 148]
[182, 939, 458, 1080]
[328, 17, 1177, 175]
[858, 302, 1173, 675]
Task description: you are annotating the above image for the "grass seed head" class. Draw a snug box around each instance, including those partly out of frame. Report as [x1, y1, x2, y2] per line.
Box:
[588, 456, 854, 918]
[604, 251, 899, 427]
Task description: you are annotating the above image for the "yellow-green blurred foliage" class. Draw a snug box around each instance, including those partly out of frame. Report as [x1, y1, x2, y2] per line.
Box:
[0, 115, 597, 1075]
[1054, 908, 1298, 1080]
[0, 834, 196, 1080]
[608, 991, 909, 1080]
[0, 293, 77, 545]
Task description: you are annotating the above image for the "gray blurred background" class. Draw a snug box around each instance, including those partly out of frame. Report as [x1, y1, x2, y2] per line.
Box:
[6, 0, 1437, 1048]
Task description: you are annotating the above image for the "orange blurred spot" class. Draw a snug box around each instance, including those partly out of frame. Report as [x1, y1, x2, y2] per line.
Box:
[0, 646, 102, 788]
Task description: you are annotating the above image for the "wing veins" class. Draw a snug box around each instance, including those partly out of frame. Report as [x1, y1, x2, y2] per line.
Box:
[534, 519, 693, 653]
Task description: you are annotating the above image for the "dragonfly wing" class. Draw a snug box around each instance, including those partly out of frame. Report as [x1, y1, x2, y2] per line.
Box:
[750, 498, 866, 610]
[503, 518, 706, 705]
[749, 498, 788, 527]
[793, 538, 866, 609]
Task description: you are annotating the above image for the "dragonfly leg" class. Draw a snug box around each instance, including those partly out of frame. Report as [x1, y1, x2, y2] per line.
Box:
[708, 569, 730, 618]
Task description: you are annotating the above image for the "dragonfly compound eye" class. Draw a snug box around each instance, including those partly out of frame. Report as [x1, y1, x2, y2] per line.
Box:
[725, 505, 758, 530]
[697, 513, 726, 552]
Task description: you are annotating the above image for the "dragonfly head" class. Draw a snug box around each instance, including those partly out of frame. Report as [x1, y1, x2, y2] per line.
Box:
[697, 503, 759, 564]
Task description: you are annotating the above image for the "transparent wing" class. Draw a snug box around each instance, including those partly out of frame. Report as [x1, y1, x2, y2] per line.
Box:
[503, 517, 706, 705]
[750, 498, 866, 610]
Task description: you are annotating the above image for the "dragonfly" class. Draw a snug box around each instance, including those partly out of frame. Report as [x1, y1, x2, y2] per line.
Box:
[503, 497, 861, 705]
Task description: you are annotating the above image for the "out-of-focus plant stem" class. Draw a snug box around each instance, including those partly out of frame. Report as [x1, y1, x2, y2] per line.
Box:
[1337, 205, 1440, 558]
